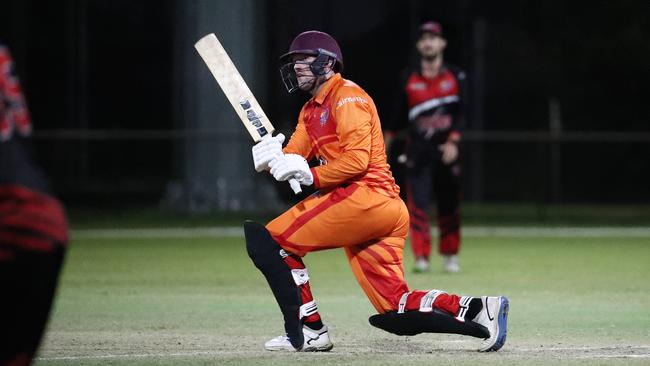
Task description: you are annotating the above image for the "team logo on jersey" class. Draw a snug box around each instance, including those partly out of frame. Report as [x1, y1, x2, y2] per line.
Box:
[319, 108, 329, 126]
[416, 112, 452, 140]
[409, 82, 427, 91]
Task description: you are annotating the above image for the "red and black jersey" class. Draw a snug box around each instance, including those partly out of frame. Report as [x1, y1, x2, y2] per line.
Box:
[387, 64, 466, 146]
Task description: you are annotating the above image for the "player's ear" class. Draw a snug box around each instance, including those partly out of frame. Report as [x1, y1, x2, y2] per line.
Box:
[440, 38, 447, 50]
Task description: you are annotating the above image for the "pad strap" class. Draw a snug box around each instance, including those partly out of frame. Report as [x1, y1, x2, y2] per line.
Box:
[397, 292, 410, 314]
[300, 300, 319, 318]
[419, 289, 446, 312]
[454, 296, 472, 322]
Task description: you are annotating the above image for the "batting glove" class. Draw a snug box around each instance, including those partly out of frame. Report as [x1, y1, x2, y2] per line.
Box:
[252, 133, 285, 172]
[269, 153, 313, 186]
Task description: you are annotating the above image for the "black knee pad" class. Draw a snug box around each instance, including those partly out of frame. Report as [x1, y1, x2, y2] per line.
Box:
[369, 310, 489, 339]
[244, 220, 304, 349]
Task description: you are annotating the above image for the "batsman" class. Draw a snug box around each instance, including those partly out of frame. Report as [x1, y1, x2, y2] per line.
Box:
[244, 30, 509, 352]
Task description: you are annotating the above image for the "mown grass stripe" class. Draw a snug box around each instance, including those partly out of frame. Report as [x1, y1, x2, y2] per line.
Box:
[70, 226, 650, 240]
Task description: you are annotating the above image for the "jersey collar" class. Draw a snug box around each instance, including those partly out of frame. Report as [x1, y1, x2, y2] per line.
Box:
[313, 73, 343, 105]
[417, 64, 448, 79]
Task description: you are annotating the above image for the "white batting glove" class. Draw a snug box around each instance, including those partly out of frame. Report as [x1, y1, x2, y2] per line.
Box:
[269, 153, 314, 186]
[252, 133, 285, 172]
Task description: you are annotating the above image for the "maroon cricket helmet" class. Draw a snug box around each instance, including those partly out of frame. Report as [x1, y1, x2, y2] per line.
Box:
[280, 30, 343, 70]
[419, 21, 443, 36]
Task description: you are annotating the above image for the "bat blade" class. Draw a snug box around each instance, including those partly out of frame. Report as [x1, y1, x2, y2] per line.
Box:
[194, 33, 274, 143]
[194, 33, 302, 194]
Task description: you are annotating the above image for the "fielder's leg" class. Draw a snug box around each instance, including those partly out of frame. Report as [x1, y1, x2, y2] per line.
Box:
[434, 160, 462, 272]
[244, 221, 332, 352]
[406, 160, 434, 272]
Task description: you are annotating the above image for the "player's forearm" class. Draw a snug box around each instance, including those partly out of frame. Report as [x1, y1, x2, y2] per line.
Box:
[283, 145, 310, 160]
[311, 149, 370, 188]
[283, 124, 312, 159]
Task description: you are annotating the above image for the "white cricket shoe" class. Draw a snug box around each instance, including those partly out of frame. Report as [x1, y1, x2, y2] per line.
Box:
[473, 296, 509, 352]
[264, 325, 333, 352]
[443, 255, 461, 273]
[413, 257, 430, 273]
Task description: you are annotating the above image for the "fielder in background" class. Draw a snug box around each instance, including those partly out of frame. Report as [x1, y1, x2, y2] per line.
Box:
[245, 30, 508, 353]
[0, 42, 68, 366]
[384, 21, 466, 273]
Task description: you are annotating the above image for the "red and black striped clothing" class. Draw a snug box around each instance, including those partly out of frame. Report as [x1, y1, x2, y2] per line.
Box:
[387, 65, 465, 146]
[0, 185, 68, 253]
[386, 65, 465, 258]
[0, 42, 68, 366]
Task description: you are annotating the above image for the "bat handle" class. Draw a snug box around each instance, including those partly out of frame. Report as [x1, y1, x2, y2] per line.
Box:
[289, 178, 302, 194]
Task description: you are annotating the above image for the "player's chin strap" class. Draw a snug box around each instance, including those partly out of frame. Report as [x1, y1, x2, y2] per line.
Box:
[369, 292, 489, 339]
[244, 221, 304, 350]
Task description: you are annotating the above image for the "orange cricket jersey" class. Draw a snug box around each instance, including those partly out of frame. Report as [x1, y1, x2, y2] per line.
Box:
[283, 74, 400, 198]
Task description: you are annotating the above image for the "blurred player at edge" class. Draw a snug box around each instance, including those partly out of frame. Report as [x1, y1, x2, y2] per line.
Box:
[244, 30, 508, 352]
[384, 21, 466, 273]
[0, 42, 68, 366]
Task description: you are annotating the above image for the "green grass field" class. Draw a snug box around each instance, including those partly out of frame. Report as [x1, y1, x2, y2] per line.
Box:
[35, 224, 650, 365]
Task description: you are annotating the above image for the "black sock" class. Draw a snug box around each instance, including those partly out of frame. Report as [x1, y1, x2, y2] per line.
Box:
[465, 298, 483, 321]
[304, 320, 324, 330]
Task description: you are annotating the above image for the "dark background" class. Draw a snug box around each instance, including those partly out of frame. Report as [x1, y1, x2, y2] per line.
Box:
[1, 0, 649, 209]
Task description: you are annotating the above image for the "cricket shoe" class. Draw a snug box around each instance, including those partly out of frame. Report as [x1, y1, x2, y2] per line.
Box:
[443, 255, 461, 273]
[472, 296, 509, 352]
[413, 257, 430, 273]
[264, 325, 333, 352]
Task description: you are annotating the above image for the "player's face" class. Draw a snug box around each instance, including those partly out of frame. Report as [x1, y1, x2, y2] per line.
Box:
[417, 33, 446, 59]
[292, 55, 317, 91]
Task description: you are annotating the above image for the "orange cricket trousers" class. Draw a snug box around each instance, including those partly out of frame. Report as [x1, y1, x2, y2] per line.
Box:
[267, 183, 410, 313]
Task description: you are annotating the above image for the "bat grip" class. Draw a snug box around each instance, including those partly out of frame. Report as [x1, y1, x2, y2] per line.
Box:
[289, 178, 302, 194]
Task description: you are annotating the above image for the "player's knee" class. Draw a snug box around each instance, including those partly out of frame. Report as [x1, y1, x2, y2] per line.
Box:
[244, 221, 276, 261]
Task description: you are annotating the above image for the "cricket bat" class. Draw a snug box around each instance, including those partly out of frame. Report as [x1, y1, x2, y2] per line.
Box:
[194, 33, 301, 194]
